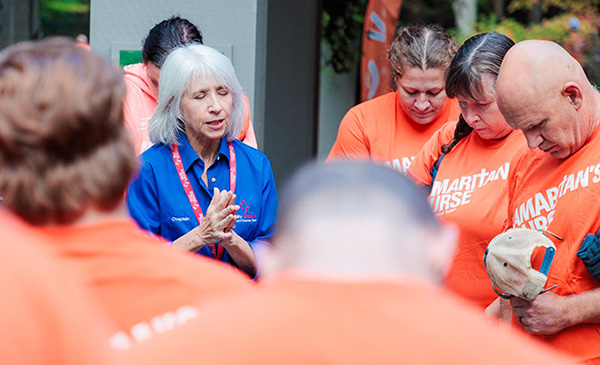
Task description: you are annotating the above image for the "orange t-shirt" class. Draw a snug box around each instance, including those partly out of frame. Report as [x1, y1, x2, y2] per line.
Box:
[0, 211, 114, 364]
[121, 275, 573, 364]
[36, 217, 252, 349]
[505, 125, 600, 362]
[408, 124, 530, 309]
[123, 63, 255, 154]
[326, 91, 460, 173]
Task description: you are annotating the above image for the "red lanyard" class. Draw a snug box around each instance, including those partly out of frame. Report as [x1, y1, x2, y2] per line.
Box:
[171, 141, 236, 260]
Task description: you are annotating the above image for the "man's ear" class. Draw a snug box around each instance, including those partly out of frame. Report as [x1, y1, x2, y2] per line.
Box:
[253, 242, 279, 279]
[563, 82, 583, 110]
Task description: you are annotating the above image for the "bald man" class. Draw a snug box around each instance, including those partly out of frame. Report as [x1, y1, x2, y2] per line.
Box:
[496, 40, 600, 362]
[119, 161, 572, 364]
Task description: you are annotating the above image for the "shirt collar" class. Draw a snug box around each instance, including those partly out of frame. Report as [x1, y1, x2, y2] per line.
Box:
[177, 133, 231, 171]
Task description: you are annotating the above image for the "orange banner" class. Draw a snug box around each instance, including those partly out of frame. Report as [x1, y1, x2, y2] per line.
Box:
[360, 0, 403, 102]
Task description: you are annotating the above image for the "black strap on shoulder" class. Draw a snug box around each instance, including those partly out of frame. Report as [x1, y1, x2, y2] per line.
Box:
[430, 153, 446, 186]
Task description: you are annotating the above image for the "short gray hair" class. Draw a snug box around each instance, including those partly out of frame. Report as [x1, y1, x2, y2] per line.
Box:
[273, 161, 444, 279]
[149, 43, 245, 145]
[277, 160, 440, 235]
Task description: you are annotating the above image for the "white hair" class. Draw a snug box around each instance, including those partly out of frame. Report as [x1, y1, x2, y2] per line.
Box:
[149, 43, 246, 145]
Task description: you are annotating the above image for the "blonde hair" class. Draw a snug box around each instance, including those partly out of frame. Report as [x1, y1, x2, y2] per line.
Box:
[388, 24, 457, 89]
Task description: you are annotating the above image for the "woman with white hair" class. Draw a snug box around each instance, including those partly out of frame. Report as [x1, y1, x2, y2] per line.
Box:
[127, 44, 277, 278]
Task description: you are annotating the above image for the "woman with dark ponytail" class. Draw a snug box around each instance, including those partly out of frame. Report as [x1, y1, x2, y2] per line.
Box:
[407, 32, 530, 320]
[123, 16, 256, 154]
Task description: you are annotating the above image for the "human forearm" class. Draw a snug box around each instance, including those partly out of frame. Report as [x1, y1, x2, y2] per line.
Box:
[172, 227, 207, 253]
[485, 297, 512, 324]
[222, 231, 257, 278]
[562, 287, 600, 327]
[511, 288, 600, 335]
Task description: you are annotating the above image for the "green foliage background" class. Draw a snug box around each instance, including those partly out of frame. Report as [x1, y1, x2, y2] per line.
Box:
[40, 0, 90, 38]
[39, 0, 600, 84]
[321, 0, 368, 73]
[321, 0, 600, 84]
[469, 13, 600, 84]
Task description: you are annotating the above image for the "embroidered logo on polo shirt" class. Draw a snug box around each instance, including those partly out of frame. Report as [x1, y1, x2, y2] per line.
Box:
[171, 216, 191, 222]
[236, 200, 257, 223]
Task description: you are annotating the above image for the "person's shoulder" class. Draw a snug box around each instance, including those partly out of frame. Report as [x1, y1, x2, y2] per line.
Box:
[429, 120, 459, 149]
[501, 129, 531, 155]
[505, 145, 546, 189]
[0, 213, 115, 363]
[140, 143, 171, 163]
[364, 91, 396, 105]
[132, 143, 173, 180]
[123, 63, 154, 96]
[585, 121, 600, 149]
[340, 92, 397, 130]
[96, 219, 252, 286]
[141, 246, 253, 291]
[439, 120, 459, 134]
[123, 63, 146, 80]
[145, 242, 250, 283]
[231, 139, 270, 163]
[349, 91, 396, 112]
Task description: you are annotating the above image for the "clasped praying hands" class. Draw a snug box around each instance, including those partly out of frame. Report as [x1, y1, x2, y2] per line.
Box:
[173, 188, 239, 253]
[197, 188, 240, 248]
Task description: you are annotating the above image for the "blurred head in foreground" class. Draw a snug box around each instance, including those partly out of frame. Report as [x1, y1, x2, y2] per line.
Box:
[265, 160, 457, 283]
[0, 37, 137, 225]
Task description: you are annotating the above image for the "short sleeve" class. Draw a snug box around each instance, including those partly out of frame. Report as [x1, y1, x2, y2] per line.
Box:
[407, 121, 457, 186]
[247, 156, 278, 247]
[123, 77, 146, 154]
[127, 157, 161, 236]
[326, 107, 371, 162]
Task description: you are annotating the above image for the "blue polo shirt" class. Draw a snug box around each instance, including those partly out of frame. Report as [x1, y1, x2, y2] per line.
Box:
[127, 133, 278, 267]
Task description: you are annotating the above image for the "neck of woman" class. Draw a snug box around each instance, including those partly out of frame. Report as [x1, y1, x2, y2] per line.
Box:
[187, 131, 221, 168]
[493, 126, 514, 141]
